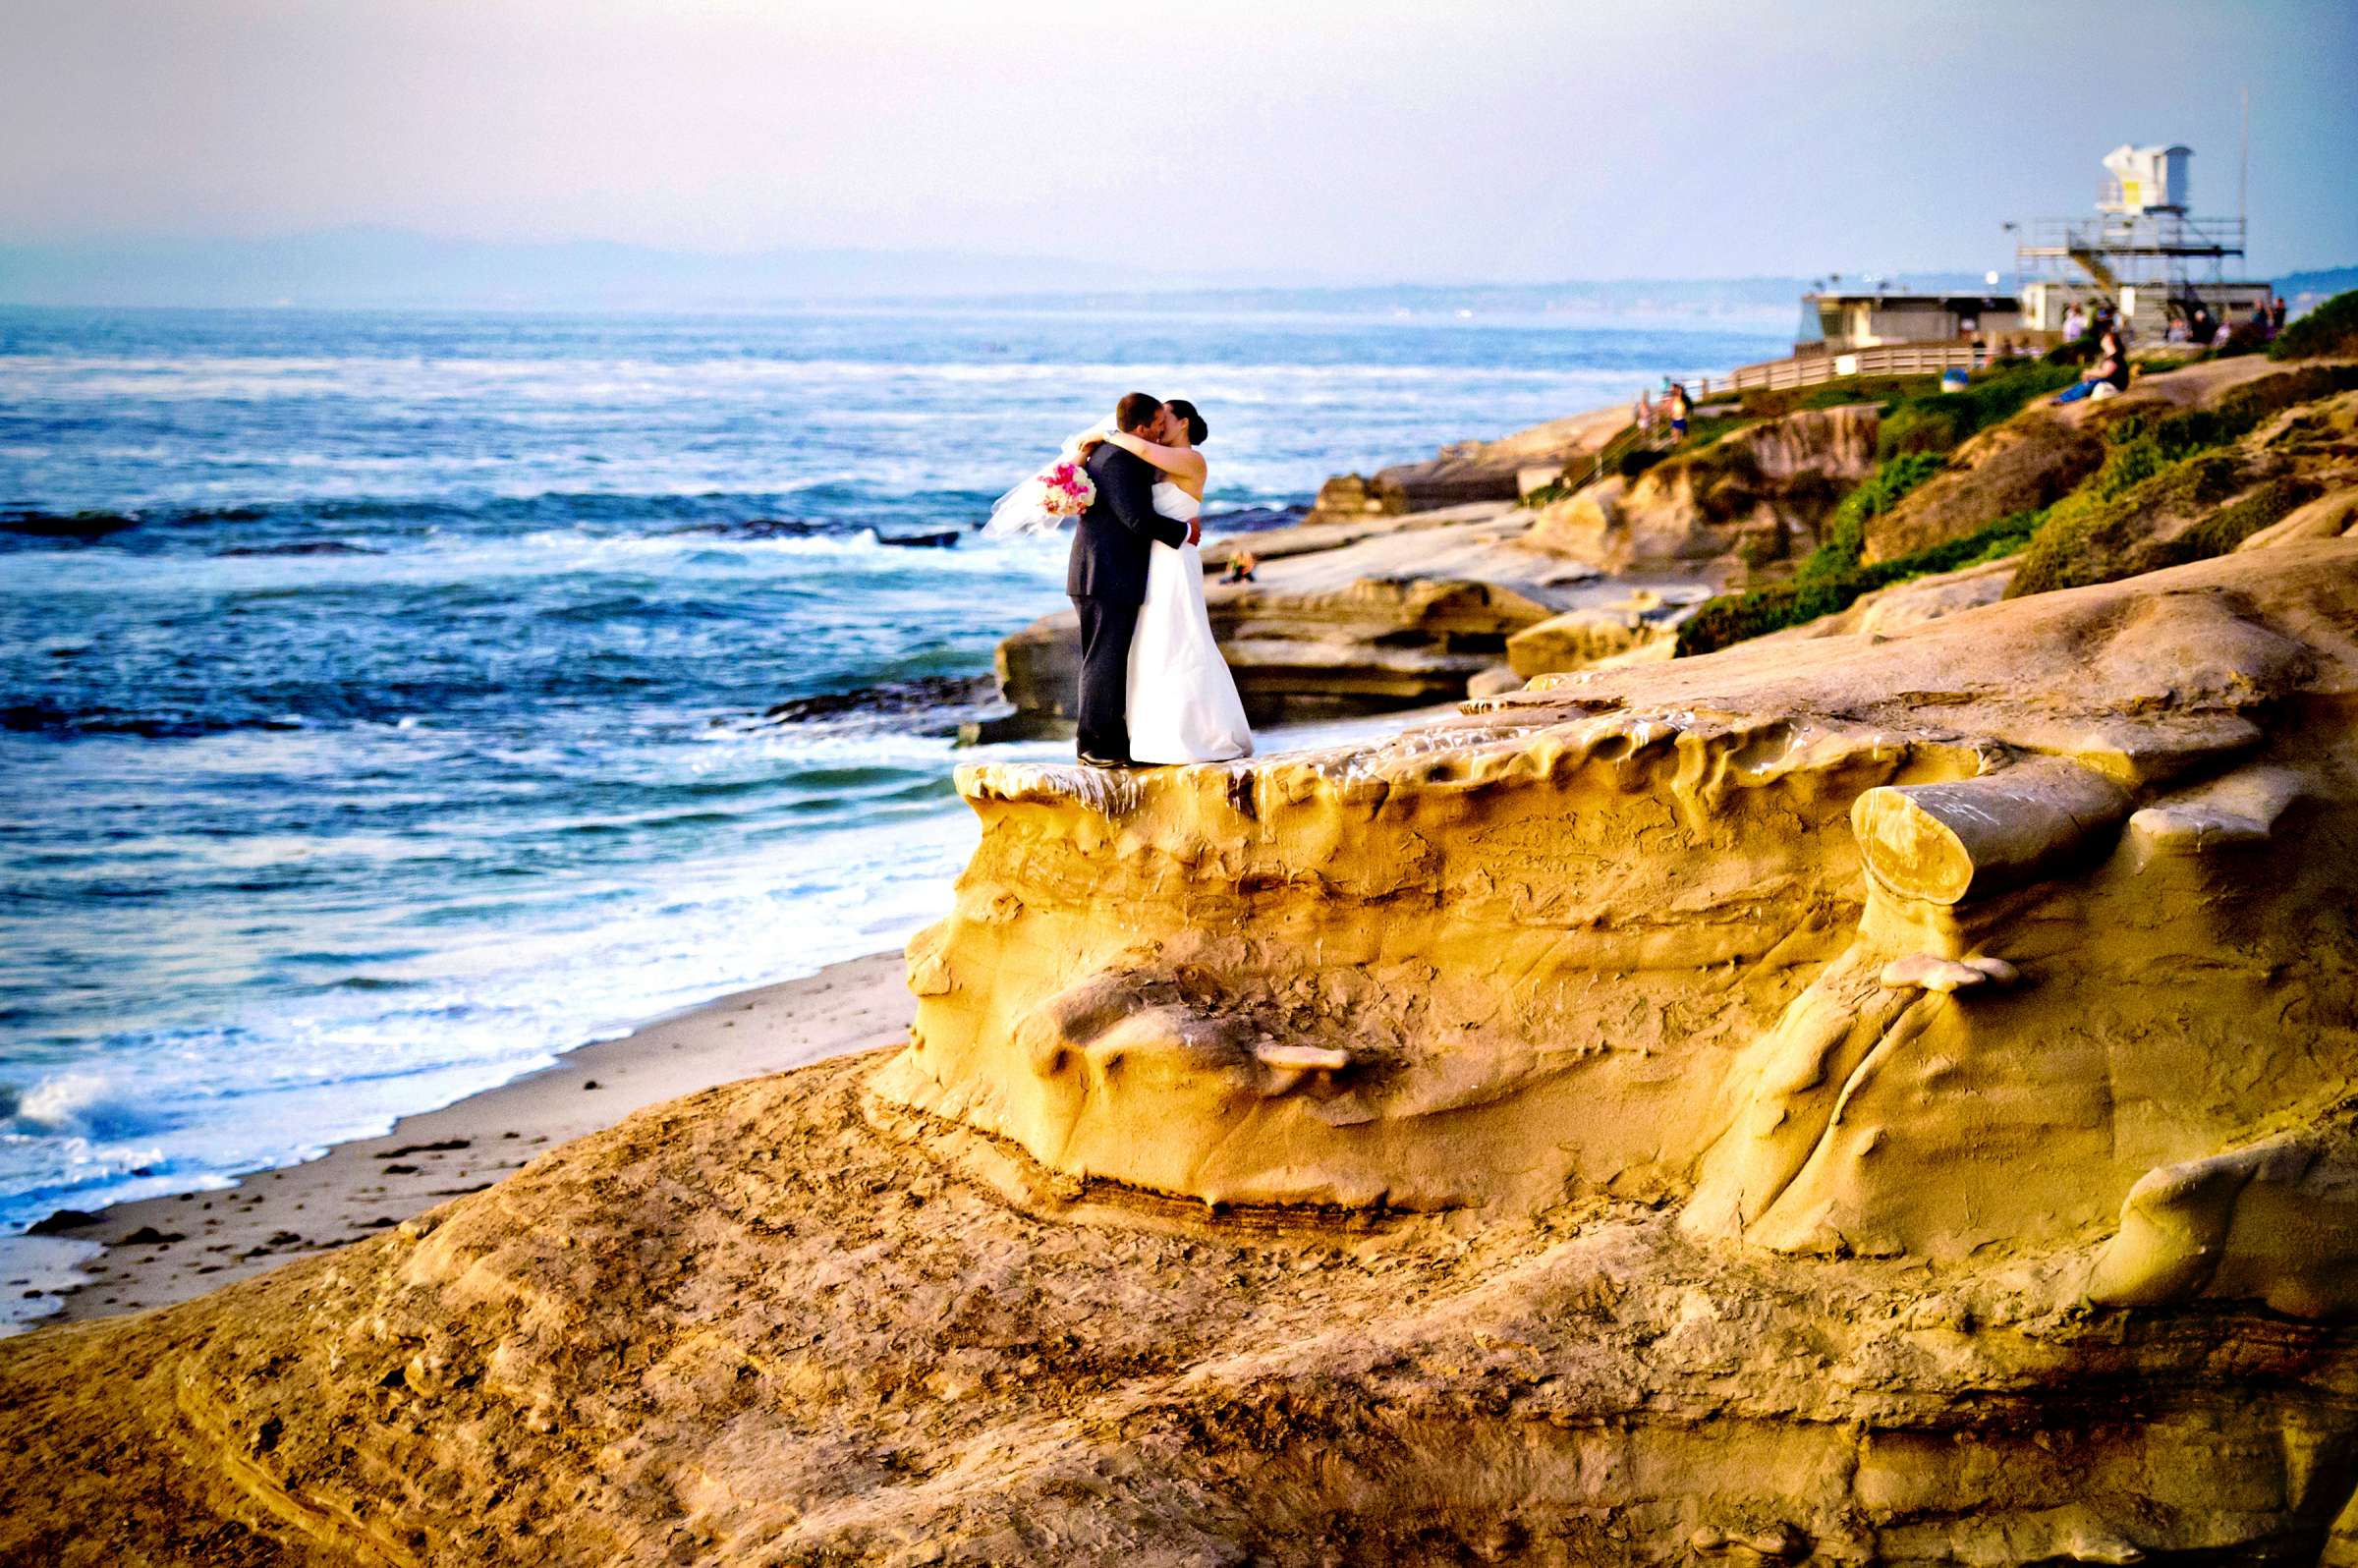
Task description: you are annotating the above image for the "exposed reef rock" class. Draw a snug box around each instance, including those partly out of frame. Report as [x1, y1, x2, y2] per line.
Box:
[1308, 407, 1625, 524]
[996, 568, 1560, 728]
[1503, 587, 1708, 677]
[1755, 556, 2017, 644]
[11, 544, 2358, 1564]
[1527, 404, 1881, 576]
[993, 502, 1700, 729]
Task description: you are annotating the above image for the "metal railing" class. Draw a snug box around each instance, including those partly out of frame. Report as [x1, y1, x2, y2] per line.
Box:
[1530, 342, 2013, 503]
[1714, 341, 1992, 394]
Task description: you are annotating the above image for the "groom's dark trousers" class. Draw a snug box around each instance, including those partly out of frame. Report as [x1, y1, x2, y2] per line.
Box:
[1067, 443, 1189, 761]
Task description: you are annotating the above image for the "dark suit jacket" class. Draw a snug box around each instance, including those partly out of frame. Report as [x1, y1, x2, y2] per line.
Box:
[1066, 443, 1188, 602]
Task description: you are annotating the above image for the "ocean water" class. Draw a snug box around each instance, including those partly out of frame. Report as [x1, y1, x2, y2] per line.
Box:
[0, 304, 1786, 1245]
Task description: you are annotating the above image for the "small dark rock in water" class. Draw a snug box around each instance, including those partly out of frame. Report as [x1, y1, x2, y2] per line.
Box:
[0, 510, 140, 542]
[583, 1080, 601, 1091]
[119, 1226, 184, 1246]
[265, 1230, 305, 1248]
[356, 1216, 397, 1230]
[758, 675, 996, 726]
[214, 540, 385, 557]
[876, 530, 960, 549]
[27, 1208, 102, 1236]
[382, 1163, 421, 1175]
[665, 518, 827, 540]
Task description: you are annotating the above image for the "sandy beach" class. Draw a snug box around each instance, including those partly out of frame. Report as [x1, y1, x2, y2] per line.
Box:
[9, 948, 910, 1328]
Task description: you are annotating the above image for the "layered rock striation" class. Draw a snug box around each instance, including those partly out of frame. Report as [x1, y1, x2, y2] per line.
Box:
[1527, 404, 1881, 577]
[1308, 407, 1626, 524]
[898, 542, 2358, 1249]
[10, 535, 2358, 1559]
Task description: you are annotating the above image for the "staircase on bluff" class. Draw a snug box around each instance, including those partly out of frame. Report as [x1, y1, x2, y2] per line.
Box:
[8, 364, 2358, 1564]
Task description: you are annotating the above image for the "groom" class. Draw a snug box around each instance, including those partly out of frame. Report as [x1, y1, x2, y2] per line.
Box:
[1068, 392, 1197, 766]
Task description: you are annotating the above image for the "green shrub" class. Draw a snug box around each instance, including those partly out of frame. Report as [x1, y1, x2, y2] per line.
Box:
[1676, 355, 2358, 651]
[2087, 364, 2358, 506]
[1797, 452, 1951, 584]
[2216, 319, 2272, 359]
[1875, 363, 2078, 460]
[2006, 451, 2251, 596]
[2270, 289, 2358, 361]
[1876, 401, 1974, 458]
[2169, 476, 2323, 559]
[1674, 584, 1805, 654]
[1674, 452, 1949, 655]
[1674, 507, 2043, 657]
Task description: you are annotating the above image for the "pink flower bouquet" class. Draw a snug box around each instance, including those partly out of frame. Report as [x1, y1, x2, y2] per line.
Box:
[1038, 460, 1095, 519]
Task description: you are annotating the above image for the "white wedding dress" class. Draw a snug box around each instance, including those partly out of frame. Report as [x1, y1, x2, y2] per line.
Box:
[1125, 481, 1254, 763]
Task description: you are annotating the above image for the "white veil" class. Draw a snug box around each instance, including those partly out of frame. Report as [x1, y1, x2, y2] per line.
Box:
[982, 419, 1115, 538]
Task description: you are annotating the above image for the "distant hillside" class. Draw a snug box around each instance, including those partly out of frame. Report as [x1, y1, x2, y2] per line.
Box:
[2280, 266, 2358, 310]
[0, 230, 1151, 308]
[0, 230, 1938, 319]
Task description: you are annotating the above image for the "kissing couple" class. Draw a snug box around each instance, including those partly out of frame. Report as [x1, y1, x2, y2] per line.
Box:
[990, 392, 1254, 768]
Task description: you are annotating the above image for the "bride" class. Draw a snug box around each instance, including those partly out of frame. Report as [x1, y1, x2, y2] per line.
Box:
[1084, 400, 1254, 764]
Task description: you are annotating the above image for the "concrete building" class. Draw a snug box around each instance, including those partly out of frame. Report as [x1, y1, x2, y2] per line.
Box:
[1799, 291, 2023, 354]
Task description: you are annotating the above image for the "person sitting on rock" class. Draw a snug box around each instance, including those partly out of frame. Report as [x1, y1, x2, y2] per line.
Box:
[2054, 329, 2128, 404]
[1219, 549, 1259, 585]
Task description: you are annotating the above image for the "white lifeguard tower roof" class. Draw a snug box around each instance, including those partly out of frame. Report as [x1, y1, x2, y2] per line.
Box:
[2101, 144, 2193, 215]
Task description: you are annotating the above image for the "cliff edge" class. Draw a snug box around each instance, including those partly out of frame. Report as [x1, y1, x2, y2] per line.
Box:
[8, 541, 2358, 1564]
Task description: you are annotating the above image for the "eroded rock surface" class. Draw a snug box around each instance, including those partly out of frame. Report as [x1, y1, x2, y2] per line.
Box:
[1309, 407, 1626, 523]
[1503, 587, 1709, 677]
[11, 544, 2358, 1564]
[995, 503, 1702, 728]
[1529, 405, 1881, 576]
[1863, 356, 2320, 565]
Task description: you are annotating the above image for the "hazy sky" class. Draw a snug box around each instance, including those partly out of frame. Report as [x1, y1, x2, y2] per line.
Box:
[6, 0, 2353, 281]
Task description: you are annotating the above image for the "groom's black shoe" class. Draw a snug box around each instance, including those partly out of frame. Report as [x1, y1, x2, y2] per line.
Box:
[1077, 752, 1132, 769]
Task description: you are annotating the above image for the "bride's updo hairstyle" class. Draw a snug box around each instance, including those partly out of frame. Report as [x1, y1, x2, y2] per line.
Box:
[1165, 399, 1208, 444]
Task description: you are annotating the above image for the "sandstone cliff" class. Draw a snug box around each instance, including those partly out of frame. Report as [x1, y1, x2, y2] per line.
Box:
[1308, 406, 1626, 524]
[10, 543, 2358, 1561]
[1526, 404, 1881, 576]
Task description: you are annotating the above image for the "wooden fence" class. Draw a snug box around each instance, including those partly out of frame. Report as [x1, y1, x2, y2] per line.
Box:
[1703, 342, 1993, 396]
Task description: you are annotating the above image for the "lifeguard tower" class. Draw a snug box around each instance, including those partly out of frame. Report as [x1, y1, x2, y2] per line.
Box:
[2013, 143, 2271, 340]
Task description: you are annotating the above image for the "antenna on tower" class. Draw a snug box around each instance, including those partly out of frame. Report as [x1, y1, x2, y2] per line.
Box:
[2238, 84, 2251, 228]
